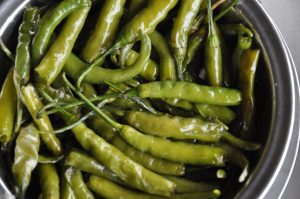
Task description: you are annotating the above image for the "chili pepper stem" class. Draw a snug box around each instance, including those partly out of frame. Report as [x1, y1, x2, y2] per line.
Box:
[62, 73, 123, 130]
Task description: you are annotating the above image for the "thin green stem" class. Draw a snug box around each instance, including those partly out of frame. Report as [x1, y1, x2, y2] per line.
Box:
[214, 0, 239, 22]
[0, 39, 14, 61]
[62, 73, 123, 130]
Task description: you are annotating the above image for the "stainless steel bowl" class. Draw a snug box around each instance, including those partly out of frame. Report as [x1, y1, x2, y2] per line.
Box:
[0, 0, 299, 198]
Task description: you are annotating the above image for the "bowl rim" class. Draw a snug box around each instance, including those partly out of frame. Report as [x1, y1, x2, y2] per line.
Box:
[0, 0, 298, 199]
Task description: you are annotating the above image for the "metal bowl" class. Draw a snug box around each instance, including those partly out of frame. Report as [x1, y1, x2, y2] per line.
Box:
[0, 0, 299, 198]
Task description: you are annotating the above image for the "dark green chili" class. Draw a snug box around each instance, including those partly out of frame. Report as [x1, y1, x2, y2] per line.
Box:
[32, 0, 91, 65]
[205, 0, 222, 86]
[88, 175, 221, 199]
[15, 7, 39, 85]
[239, 49, 260, 138]
[231, 30, 253, 85]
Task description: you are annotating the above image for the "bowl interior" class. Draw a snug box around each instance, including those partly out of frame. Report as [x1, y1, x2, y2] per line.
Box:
[0, 0, 296, 198]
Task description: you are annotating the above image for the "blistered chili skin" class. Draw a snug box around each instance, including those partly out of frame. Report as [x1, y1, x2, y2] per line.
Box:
[138, 81, 242, 106]
[126, 111, 224, 142]
[71, 123, 176, 196]
[12, 125, 40, 199]
[81, 0, 126, 63]
[35, 4, 91, 85]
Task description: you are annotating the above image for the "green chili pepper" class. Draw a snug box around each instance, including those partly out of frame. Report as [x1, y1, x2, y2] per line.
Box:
[61, 167, 77, 199]
[136, 81, 242, 106]
[65, 167, 95, 199]
[163, 175, 218, 193]
[0, 69, 17, 145]
[35, 3, 91, 85]
[81, 0, 126, 63]
[231, 30, 253, 85]
[88, 175, 221, 199]
[21, 84, 62, 155]
[125, 0, 147, 22]
[38, 163, 60, 199]
[32, 0, 91, 65]
[195, 104, 236, 125]
[65, 149, 123, 184]
[114, 0, 178, 48]
[70, 123, 176, 196]
[170, 0, 202, 80]
[219, 23, 253, 37]
[15, 7, 39, 85]
[118, 49, 159, 81]
[183, 26, 206, 69]
[64, 31, 151, 84]
[150, 30, 176, 81]
[239, 49, 260, 138]
[12, 124, 40, 199]
[126, 111, 224, 142]
[89, 116, 185, 176]
[205, 0, 222, 86]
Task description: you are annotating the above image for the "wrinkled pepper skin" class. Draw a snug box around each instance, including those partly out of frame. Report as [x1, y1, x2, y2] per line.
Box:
[137, 81, 242, 106]
[35, 2, 91, 85]
[12, 124, 40, 199]
[21, 84, 62, 155]
[89, 116, 185, 176]
[81, 0, 126, 63]
[0, 69, 17, 144]
[88, 175, 221, 199]
[15, 7, 39, 85]
[32, 0, 91, 65]
[65, 168, 95, 199]
[169, 0, 202, 80]
[71, 123, 176, 196]
[125, 111, 224, 142]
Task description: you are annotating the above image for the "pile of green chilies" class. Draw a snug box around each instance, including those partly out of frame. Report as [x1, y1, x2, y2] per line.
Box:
[0, 0, 262, 198]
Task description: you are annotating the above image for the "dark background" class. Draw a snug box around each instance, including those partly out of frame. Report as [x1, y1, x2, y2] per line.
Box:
[263, 0, 300, 198]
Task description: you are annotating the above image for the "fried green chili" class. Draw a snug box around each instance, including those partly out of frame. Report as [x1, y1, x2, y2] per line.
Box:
[64, 32, 151, 84]
[38, 164, 60, 199]
[136, 81, 242, 106]
[35, 3, 91, 85]
[21, 84, 62, 155]
[81, 0, 126, 63]
[0, 69, 17, 144]
[12, 124, 40, 199]
[32, 0, 91, 64]
[88, 175, 221, 199]
[89, 116, 185, 176]
[65, 167, 95, 199]
[170, 0, 202, 80]
[239, 49, 260, 138]
[205, 0, 222, 86]
[15, 7, 39, 85]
